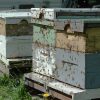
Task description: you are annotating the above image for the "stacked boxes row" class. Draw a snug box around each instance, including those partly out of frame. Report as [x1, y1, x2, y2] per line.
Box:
[0, 12, 32, 74]
[31, 8, 100, 89]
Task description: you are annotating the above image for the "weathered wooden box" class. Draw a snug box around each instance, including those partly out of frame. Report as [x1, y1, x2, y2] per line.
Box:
[31, 8, 100, 89]
[31, 8, 100, 53]
[0, 17, 32, 63]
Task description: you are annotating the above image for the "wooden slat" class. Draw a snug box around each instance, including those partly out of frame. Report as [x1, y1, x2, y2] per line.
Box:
[49, 89, 72, 100]
[56, 32, 86, 52]
[0, 19, 6, 35]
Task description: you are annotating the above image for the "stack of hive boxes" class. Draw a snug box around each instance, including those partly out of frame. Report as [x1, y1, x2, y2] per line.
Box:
[0, 14, 32, 74]
[31, 8, 100, 89]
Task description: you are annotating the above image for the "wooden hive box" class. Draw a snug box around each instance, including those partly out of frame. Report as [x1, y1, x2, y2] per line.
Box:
[0, 16, 32, 64]
[31, 8, 100, 89]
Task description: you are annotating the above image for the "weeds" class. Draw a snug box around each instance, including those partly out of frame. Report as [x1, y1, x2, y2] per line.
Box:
[0, 75, 32, 100]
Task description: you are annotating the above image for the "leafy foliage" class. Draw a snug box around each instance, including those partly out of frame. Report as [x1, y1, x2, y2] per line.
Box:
[0, 75, 32, 100]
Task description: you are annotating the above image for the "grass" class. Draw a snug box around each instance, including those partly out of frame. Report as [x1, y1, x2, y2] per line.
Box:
[0, 75, 32, 100]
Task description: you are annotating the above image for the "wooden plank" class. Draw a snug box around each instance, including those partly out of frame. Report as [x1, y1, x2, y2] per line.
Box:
[49, 89, 72, 100]
[6, 36, 32, 58]
[32, 43, 55, 76]
[0, 19, 5, 35]
[6, 23, 33, 36]
[24, 73, 100, 100]
[86, 28, 100, 52]
[33, 25, 56, 47]
[56, 32, 86, 52]
[25, 79, 46, 93]
[56, 28, 100, 53]
[85, 73, 100, 89]
[86, 53, 100, 73]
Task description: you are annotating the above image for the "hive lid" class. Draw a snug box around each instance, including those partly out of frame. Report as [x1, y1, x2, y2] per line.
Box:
[0, 9, 31, 18]
[31, 8, 100, 20]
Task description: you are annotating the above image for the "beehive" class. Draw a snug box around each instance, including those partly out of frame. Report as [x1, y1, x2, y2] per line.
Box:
[31, 8, 100, 89]
[0, 17, 32, 64]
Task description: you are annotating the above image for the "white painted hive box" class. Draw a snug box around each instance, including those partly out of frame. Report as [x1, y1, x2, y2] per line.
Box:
[0, 16, 32, 63]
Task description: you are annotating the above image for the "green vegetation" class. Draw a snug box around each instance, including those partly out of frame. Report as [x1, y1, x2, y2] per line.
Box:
[0, 75, 32, 100]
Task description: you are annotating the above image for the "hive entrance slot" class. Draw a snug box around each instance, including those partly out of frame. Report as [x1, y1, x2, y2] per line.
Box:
[64, 24, 73, 33]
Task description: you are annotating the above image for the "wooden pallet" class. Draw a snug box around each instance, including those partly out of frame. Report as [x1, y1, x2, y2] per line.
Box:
[24, 72, 100, 100]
